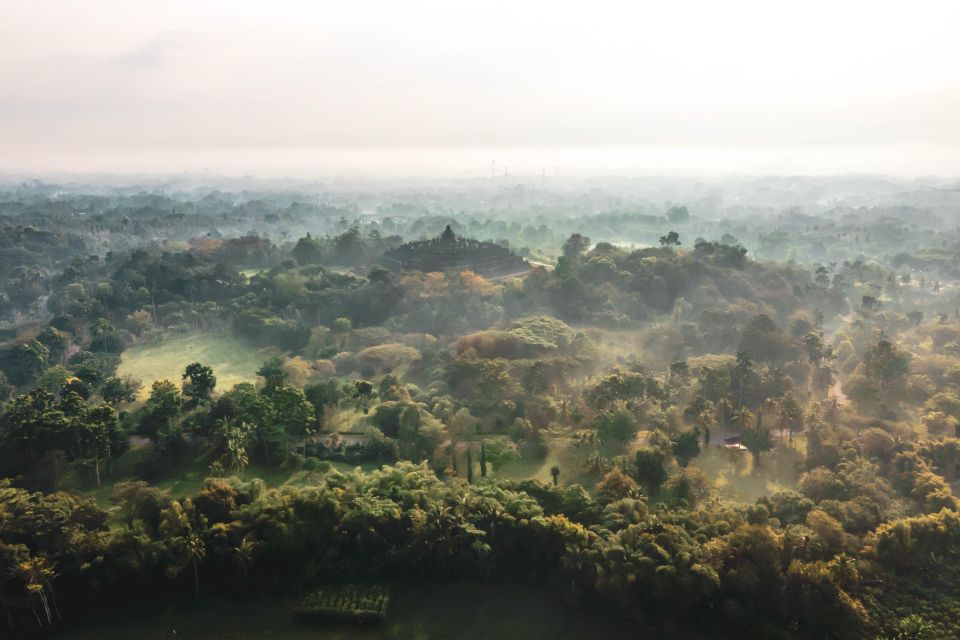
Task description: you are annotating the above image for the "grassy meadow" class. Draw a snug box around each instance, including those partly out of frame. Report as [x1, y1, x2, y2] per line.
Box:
[117, 332, 270, 400]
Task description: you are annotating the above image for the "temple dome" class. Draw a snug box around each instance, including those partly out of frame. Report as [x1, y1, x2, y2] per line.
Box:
[380, 226, 530, 277]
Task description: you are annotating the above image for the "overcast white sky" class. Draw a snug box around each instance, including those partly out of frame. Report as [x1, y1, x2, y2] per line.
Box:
[2, 1, 959, 176]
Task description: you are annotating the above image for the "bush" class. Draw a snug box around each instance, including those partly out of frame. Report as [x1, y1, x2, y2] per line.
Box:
[482, 436, 519, 470]
[234, 308, 310, 351]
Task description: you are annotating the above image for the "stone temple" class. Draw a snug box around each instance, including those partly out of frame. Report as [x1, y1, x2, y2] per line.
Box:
[380, 225, 530, 277]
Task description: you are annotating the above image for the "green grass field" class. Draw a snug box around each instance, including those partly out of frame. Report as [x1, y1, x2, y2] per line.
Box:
[117, 333, 271, 400]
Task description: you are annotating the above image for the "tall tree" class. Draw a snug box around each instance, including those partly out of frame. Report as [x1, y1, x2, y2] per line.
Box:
[671, 429, 702, 468]
[479, 441, 488, 479]
[741, 411, 774, 472]
[256, 357, 287, 396]
[659, 230, 681, 246]
[182, 362, 216, 405]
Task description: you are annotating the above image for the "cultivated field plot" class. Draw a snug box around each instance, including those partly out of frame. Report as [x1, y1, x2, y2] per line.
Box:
[295, 584, 390, 623]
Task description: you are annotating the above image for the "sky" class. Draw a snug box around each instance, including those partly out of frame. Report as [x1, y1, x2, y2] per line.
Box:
[2, 1, 959, 177]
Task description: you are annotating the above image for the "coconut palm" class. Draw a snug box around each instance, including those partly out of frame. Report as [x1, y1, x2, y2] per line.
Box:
[186, 529, 206, 596]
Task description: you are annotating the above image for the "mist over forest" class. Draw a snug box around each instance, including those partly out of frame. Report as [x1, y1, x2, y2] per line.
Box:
[1, 172, 960, 640]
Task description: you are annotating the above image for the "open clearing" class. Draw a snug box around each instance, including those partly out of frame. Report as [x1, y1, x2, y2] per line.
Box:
[56, 582, 717, 640]
[117, 332, 270, 400]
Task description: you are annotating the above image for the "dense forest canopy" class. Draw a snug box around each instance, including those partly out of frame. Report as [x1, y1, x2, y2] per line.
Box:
[2, 176, 960, 639]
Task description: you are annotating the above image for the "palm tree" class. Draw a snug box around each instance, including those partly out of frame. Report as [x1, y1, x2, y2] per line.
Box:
[694, 403, 717, 447]
[185, 530, 206, 596]
[550, 465, 561, 486]
[231, 536, 258, 584]
[730, 407, 754, 432]
[221, 421, 252, 474]
[17, 556, 57, 626]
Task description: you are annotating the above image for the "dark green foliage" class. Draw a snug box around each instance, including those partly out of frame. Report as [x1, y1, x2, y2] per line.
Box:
[101, 375, 140, 406]
[633, 448, 667, 494]
[671, 429, 701, 467]
[659, 230, 681, 246]
[595, 409, 637, 445]
[182, 362, 216, 404]
[864, 337, 910, 390]
[738, 314, 798, 363]
[0, 340, 49, 387]
[234, 308, 310, 351]
[256, 357, 287, 395]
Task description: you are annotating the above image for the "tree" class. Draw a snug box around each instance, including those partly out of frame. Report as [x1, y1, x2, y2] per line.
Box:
[731, 350, 754, 407]
[159, 499, 207, 597]
[331, 317, 352, 349]
[257, 357, 287, 395]
[35, 366, 70, 395]
[689, 399, 716, 446]
[561, 233, 591, 262]
[231, 536, 259, 584]
[659, 231, 681, 246]
[864, 337, 910, 390]
[596, 467, 638, 502]
[111, 480, 168, 532]
[304, 379, 342, 427]
[878, 614, 934, 640]
[141, 380, 182, 444]
[634, 447, 667, 494]
[521, 360, 551, 395]
[141, 380, 185, 470]
[292, 233, 324, 265]
[89, 319, 124, 353]
[922, 411, 958, 438]
[182, 362, 216, 404]
[595, 410, 637, 445]
[803, 331, 830, 365]
[667, 468, 711, 506]
[466, 448, 474, 484]
[671, 429, 701, 468]
[741, 411, 773, 471]
[101, 376, 141, 406]
[219, 420, 253, 474]
[777, 392, 804, 445]
[186, 528, 206, 597]
[730, 406, 754, 432]
[271, 387, 316, 455]
[0, 340, 49, 387]
[79, 403, 128, 486]
[12, 555, 57, 626]
[352, 380, 375, 414]
[36, 327, 68, 364]
[550, 465, 561, 486]
[739, 314, 796, 363]
[479, 440, 488, 478]
[469, 360, 512, 412]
